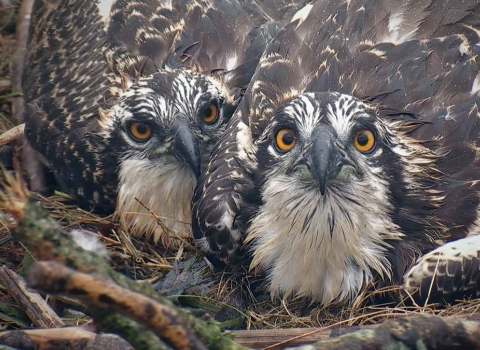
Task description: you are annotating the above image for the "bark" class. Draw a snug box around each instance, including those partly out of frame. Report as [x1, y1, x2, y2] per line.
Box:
[6, 197, 247, 350]
[0, 266, 64, 328]
[293, 314, 480, 350]
[0, 327, 134, 350]
[26, 261, 207, 350]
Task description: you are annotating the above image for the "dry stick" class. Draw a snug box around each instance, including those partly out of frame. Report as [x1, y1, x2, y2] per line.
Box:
[0, 266, 64, 328]
[0, 185, 172, 350]
[0, 79, 11, 94]
[27, 261, 208, 350]
[305, 314, 480, 350]
[4, 192, 247, 350]
[231, 309, 480, 349]
[8, 185, 480, 350]
[11, 0, 47, 192]
[230, 326, 368, 349]
[0, 327, 134, 350]
[0, 124, 24, 147]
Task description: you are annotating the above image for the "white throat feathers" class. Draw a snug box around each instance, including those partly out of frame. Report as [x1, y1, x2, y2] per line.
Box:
[115, 158, 196, 248]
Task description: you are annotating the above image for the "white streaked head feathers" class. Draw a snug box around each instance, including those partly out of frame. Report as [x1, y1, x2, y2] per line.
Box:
[97, 69, 233, 246]
[246, 92, 441, 305]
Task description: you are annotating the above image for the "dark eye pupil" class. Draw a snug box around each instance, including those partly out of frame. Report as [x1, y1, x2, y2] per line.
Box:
[282, 133, 294, 145]
[357, 133, 368, 146]
[204, 107, 213, 118]
[136, 123, 147, 134]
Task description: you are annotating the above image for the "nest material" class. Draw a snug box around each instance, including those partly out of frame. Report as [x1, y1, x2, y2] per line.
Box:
[1, 166, 480, 333]
[0, 1, 480, 343]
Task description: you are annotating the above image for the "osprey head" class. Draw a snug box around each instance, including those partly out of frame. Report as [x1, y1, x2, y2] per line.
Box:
[247, 91, 440, 305]
[98, 68, 236, 247]
[254, 92, 406, 195]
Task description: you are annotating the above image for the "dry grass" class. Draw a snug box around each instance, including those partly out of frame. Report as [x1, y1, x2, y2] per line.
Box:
[0, 0, 479, 338]
[3, 163, 479, 333]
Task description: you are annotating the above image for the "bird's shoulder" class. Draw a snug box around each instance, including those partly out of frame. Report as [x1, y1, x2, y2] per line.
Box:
[105, 0, 280, 92]
[22, 0, 122, 211]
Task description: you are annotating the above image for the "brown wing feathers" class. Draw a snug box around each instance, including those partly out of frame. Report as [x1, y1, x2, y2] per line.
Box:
[105, 0, 280, 93]
[22, 0, 117, 212]
[193, 0, 480, 300]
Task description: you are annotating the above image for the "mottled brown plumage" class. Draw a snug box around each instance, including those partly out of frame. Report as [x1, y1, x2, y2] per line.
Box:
[256, 0, 312, 25]
[22, 0, 279, 247]
[193, 0, 480, 306]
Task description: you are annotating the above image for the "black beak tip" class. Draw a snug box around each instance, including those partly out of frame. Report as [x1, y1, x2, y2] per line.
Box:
[319, 184, 326, 196]
[193, 164, 201, 179]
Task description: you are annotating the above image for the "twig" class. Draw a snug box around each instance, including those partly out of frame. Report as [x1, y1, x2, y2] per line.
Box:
[0, 327, 134, 350]
[0, 124, 24, 147]
[0, 266, 64, 328]
[231, 308, 480, 349]
[305, 314, 480, 350]
[10, 0, 31, 123]
[11, 0, 46, 192]
[230, 326, 367, 349]
[0, 176, 170, 350]
[1, 179, 247, 350]
[27, 261, 208, 350]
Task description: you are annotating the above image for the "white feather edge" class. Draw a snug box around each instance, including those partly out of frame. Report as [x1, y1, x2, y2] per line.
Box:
[403, 234, 480, 292]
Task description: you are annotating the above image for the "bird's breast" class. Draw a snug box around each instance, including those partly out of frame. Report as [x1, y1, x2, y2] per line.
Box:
[245, 175, 403, 306]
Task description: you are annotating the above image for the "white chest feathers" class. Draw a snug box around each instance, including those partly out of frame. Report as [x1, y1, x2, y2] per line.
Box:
[115, 159, 196, 248]
[245, 175, 404, 306]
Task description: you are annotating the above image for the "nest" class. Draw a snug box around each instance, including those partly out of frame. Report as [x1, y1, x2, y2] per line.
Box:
[1, 164, 479, 333]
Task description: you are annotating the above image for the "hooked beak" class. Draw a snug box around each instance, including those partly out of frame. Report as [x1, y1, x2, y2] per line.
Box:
[294, 124, 360, 195]
[150, 119, 201, 178]
[172, 120, 201, 178]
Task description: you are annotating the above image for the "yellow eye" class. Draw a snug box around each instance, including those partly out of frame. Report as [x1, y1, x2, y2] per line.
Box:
[128, 122, 152, 141]
[275, 129, 296, 152]
[353, 129, 375, 153]
[202, 103, 219, 124]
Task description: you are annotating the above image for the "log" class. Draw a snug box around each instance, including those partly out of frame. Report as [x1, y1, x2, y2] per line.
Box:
[230, 326, 367, 349]
[301, 314, 480, 350]
[0, 266, 64, 328]
[0, 327, 134, 350]
[230, 312, 480, 349]
[2, 185, 247, 350]
[26, 261, 207, 350]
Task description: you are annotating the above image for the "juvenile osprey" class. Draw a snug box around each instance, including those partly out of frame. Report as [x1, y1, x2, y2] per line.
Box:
[22, 0, 279, 248]
[193, 0, 480, 306]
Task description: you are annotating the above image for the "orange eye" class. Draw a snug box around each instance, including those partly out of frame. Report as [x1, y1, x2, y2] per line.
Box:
[202, 103, 219, 124]
[275, 129, 296, 152]
[353, 129, 375, 153]
[128, 122, 152, 141]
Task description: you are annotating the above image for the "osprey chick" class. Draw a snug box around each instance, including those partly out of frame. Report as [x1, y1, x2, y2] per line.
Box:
[22, 0, 279, 248]
[193, 0, 480, 306]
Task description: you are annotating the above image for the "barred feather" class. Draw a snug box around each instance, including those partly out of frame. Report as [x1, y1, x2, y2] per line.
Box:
[193, 0, 480, 305]
[22, 0, 278, 247]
